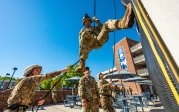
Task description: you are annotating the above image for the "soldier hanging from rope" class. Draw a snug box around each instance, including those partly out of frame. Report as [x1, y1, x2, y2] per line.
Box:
[76, 3, 135, 72]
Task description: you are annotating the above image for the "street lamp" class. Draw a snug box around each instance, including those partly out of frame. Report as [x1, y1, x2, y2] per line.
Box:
[6, 67, 18, 89]
[0, 73, 10, 90]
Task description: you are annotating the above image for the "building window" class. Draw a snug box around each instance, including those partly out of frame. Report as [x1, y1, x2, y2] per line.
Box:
[118, 47, 127, 70]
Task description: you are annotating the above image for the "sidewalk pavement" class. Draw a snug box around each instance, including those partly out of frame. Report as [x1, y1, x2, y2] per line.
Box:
[27, 102, 165, 112]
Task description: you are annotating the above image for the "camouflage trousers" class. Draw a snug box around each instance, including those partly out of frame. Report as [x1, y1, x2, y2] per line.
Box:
[79, 4, 134, 60]
[82, 100, 99, 112]
[101, 98, 115, 112]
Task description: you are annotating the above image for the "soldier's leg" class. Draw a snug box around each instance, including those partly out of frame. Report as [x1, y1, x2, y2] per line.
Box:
[101, 99, 115, 112]
[117, 3, 134, 29]
[91, 105, 99, 112]
[90, 100, 99, 112]
[76, 30, 91, 72]
[75, 48, 88, 72]
[96, 3, 134, 48]
[103, 3, 134, 31]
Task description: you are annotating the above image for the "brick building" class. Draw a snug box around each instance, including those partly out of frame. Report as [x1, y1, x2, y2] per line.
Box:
[115, 37, 151, 94]
[101, 37, 151, 95]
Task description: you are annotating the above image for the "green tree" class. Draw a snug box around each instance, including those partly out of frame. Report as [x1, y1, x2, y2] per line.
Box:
[61, 65, 83, 87]
[41, 79, 52, 90]
[0, 76, 17, 80]
[40, 65, 83, 90]
[50, 76, 63, 90]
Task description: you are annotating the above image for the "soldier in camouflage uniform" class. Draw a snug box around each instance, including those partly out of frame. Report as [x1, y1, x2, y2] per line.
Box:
[78, 67, 100, 112]
[97, 73, 108, 107]
[4, 64, 70, 112]
[76, 3, 135, 72]
[100, 82, 115, 112]
[97, 73, 109, 90]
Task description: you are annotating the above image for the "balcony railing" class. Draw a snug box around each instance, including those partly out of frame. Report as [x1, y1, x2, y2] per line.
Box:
[137, 68, 149, 76]
[130, 43, 142, 53]
[133, 54, 145, 64]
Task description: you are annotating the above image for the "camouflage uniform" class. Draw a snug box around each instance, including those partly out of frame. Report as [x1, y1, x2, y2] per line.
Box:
[78, 75, 100, 112]
[77, 4, 134, 72]
[4, 66, 64, 112]
[100, 83, 115, 112]
[97, 79, 108, 96]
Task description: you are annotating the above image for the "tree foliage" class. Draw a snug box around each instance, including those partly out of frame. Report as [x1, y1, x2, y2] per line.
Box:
[61, 65, 83, 87]
[0, 76, 17, 80]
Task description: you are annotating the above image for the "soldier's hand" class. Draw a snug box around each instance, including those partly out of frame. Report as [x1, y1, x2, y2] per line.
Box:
[37, 99, 45, 105]
[109, 81, 113, 85]
[97, 99, 100, 106]
[93, 16, 99, 22]
[82, 99, 87, 108]
[61, 68, 70, 73]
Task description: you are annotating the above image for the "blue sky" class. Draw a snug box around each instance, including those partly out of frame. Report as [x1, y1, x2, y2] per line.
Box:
[0, 0, 139, 79]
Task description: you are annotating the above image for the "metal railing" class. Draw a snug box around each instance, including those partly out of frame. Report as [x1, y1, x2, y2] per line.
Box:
[137, 68, 149, 76]
[133, 54, 145, 64]
[130, 43, 142, 52]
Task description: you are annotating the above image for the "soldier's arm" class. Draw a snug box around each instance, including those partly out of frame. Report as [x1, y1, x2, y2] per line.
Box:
[101, 83, 110, 88]
[34, 68, 70, 83]
[93, 17, 103, 29]
[96, 20, 103, 30]
[78, 78, 86, 100]
[95, 81, 100, 99]
[79, 28, 84, 39]
[100, 83, 112, 96]
[97, 81, 101, 90]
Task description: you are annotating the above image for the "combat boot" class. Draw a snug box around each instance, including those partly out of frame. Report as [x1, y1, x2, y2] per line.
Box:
[75, 59, 85, 73]
[117, 3, 135, 29]
[125, 3, 135, 28]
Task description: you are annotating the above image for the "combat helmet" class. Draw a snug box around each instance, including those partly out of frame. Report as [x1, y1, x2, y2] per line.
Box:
[82, 14, 92, 25]
[24, 64, 42, 76]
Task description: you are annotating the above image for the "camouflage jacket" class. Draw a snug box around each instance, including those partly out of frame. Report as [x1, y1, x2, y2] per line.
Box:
[100, 83, 113, 99]
[7, 70, 62, 106]
[97, 79, 108, 94]
[78, 75, 100, 101]
[79, 21, 103, 39]
[79, 21, 103, 49]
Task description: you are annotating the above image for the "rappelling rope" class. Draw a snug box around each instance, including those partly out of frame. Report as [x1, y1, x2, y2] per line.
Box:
[111, 0, 117, 78]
